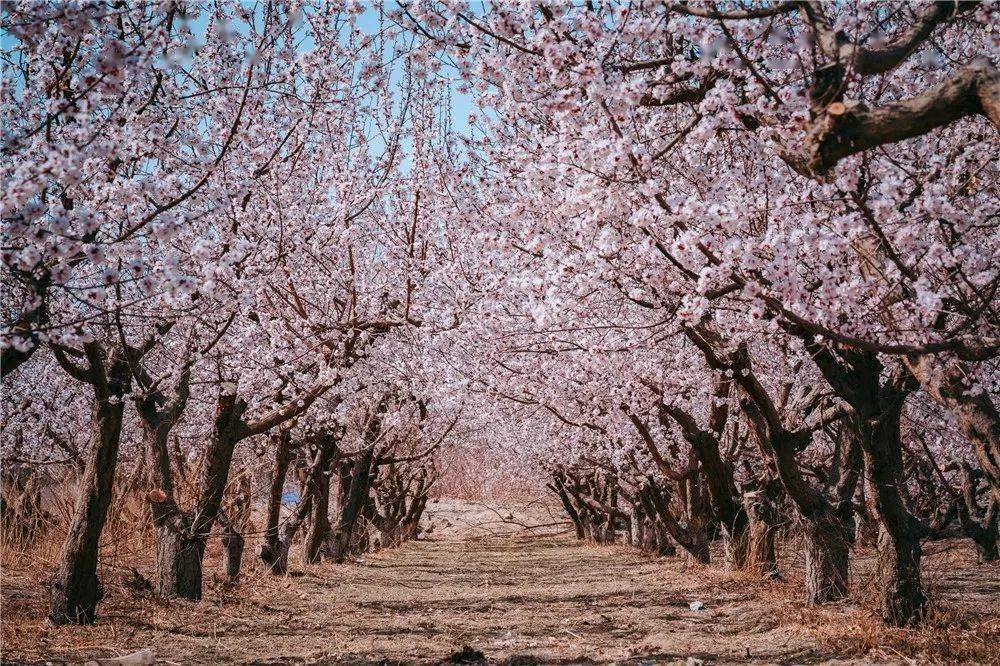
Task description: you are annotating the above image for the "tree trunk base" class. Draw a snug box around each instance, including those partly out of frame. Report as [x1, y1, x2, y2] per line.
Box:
[804, 521, 850, 604]
[259, 539, 290, 575]
[724, 527, 750, 572]
[221, 530, 245, 584]
[878, 527, 926, 627]
[745, 517, 778, 577]
[154, 524, 205, 600]
[975, 536, 998, 563]
[49, 567, 101, 625]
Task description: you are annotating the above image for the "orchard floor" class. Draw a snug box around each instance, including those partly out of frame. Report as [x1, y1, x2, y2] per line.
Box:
[2, 500, 999, 665]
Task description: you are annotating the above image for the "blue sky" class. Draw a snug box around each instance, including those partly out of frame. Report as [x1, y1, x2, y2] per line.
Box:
[1, 2, 477, 139]
[355, 2, 476, 138]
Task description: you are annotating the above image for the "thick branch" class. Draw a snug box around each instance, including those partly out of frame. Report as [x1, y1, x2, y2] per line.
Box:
[807, 60, 1000, 173]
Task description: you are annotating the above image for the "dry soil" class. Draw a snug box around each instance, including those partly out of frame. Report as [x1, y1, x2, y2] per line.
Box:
[2, 499, 998, 665]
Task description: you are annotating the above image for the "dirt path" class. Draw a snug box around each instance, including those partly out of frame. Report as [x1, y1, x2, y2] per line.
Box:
[121, 535, 835, 664]
[5, 502, 998, 664]
[4, 528, 843, 664]
[247, 532, 838, 665]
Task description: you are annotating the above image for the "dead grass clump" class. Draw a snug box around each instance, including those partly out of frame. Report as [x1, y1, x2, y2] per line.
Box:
[788, 540, 1000, 664]
[806, 602, 1000, 664]
[672, 536, 1000, 664]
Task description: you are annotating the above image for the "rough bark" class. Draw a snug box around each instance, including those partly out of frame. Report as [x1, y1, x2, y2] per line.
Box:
[854, 479, 880, 546]
[961, 502, 998, 563]
[302, 435, 340, 563]
[627, 506, 643, 549]
[876, 522, 925, 626]
[746, 512, 777, 576]
[814, 352, 928, 625]
[268, 488, 315, 575]
[48, 347, 127, 625]
[803, 517, 850, 603]
[191, 384, 327, 587]
[802, 424, 861, 601]
[867, 391, 926, 625]
[260, 435, 338, 574]
[176, 394, 247, 595]
[954, 463, 999, 563]
[654, 525, 677, 557]
[684, 467, 712, 564]
[971, 517, 999, 562]
[639, 478, 709, 563]
[329, 447, 375, 563]
[742, 398, 849, 599]
[150, 511, 203, 599]
[549, 475, 586, 539]
[134, 357, 196, 599]
[685, 326, 856, 592]
[303, 466, 332, 564]
[260, 432, 293, 573]
[743, 484, 780, 577]
[806, 60, 1000, 173]
[661, 380, 750, 566]
[403, 494, 428, 541]
[655, 383, 744, 565]
[771, 329, 927, 624]
[218, 512, 244, 585]
[370, 463, 434, 550]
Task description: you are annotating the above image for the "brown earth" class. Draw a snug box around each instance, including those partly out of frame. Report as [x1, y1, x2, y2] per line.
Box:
[2, 499, 999, 664]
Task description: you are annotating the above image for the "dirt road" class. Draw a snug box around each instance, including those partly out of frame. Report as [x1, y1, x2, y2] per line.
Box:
[3, 529, 839, 663]
[227, 531, 836, 664]
[4, 501, 997, 664]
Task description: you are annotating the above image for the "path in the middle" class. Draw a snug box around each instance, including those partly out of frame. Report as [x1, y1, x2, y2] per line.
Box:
[121, 524, 841, 664]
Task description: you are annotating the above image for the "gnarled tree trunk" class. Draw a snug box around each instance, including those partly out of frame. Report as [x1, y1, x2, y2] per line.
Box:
[800, 340, 927, 624]
[302, 436, 338, 564]
[549, 472, 586, 540]
[330, 448, 375, 563]
[658, 385, 749, 569]
[743, 484, 780, 577]
[49, 351, 128, 625]
[803, 515, 850, 603]
[135, 367, 199, 599]
[219, 512, 245, 585]
[179, 395, 247, 596]
[260, 431, 293, 574]
[303, 468, 332, 564]
[863, 389, 926, 626]
[260, 433, 338, 573]
[151, 512, 203, 599]
[876, 523, 925, 626]
[956, 463, 999, 562]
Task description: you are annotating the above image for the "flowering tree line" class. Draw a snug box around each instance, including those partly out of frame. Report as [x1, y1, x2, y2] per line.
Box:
[2, 0, 998, 630]
[2, 0, 468, 623]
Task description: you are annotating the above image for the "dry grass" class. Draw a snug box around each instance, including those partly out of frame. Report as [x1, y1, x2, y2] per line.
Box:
[2, 499, 999, 664]
[804, 541, 1000, 664]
